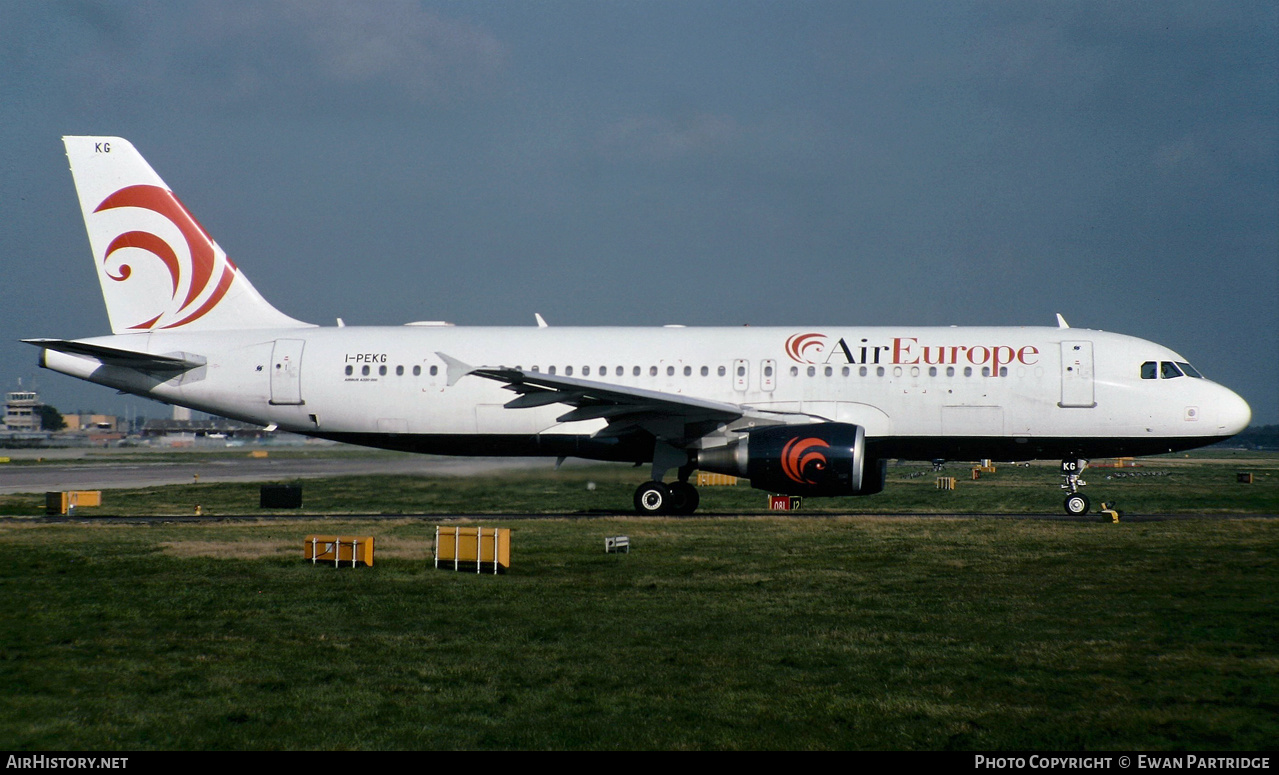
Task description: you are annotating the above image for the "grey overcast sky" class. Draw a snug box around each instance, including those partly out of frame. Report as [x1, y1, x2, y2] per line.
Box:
[2, 1, 1276, 424]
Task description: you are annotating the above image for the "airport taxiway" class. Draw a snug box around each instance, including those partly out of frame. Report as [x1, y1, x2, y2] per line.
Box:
[0, 447, 550, 495]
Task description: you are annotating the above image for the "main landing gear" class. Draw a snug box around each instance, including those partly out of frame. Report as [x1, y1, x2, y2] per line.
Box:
[1061, 458, 1090, 516]
[632, 441, 702, 515]
[633, 480, 700, 515]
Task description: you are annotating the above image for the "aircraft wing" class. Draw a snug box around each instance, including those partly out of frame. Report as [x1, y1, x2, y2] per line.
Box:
[24, 339, 205, 374]
[437, 352, 796, 445]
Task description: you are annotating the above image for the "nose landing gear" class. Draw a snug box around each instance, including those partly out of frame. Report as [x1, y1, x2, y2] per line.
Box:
[1061, 458, 1090, 515]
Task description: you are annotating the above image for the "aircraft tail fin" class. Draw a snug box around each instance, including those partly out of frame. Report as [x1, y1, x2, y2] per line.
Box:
[62, 136, 313, 334]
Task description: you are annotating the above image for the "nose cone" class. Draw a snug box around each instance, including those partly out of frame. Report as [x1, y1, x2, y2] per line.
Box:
[1216, 386, 1252, 437]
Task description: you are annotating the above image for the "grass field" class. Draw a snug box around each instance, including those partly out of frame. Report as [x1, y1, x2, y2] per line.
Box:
[1, 450, 1275, 517]
[0, 454, 1276, 750]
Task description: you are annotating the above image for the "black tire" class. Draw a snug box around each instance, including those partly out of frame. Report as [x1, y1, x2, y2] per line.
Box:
[668, 482, 701, 515]
[634, 481, 671, 515]
[1064, 492, 1091, 516]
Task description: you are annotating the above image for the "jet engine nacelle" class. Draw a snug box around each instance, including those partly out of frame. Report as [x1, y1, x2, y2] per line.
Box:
[697, 422, 886, 497]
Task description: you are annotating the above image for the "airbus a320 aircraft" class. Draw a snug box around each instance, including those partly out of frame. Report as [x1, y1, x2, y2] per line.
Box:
[28, 137, 1252, 515]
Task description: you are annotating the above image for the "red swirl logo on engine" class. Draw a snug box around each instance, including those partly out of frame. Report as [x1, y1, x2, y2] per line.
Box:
[785, 332, 827, 363]
[95, 184, 237, 330]
[781, 436, 830, 485]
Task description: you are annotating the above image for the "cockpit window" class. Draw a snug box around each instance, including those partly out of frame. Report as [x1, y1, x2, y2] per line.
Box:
[1160, 361, 1184, 379]
[1141, 361, 1157, 380]
[1177, 361, 1203, 378]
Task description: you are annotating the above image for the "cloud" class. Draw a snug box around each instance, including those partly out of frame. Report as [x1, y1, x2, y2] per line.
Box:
[596, 112, 742, 161]
[221, 1, 506, 102]
[45, 1, 507, 112]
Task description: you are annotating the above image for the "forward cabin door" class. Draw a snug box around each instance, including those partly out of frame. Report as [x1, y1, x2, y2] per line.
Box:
[1059, 341, 1095, 408]
[269, 339, 305, 405]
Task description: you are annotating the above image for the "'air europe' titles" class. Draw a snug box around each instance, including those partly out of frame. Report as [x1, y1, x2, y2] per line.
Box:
[785, 333, 1039, 372]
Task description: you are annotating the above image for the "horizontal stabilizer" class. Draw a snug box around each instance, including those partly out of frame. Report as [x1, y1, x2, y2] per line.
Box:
[24, 339, 204, 373]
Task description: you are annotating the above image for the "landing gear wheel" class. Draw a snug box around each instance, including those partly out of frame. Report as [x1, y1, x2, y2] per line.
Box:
[634, 481, 672, 515]
[1064, 493, 1091, 516]
[668, 482, 701, 515]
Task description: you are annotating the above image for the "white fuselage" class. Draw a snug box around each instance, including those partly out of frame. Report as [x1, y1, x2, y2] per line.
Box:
[41, 324, 1252, 463]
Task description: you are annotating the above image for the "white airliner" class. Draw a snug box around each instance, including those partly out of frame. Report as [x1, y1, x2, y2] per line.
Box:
[28, 137, 1252, 515]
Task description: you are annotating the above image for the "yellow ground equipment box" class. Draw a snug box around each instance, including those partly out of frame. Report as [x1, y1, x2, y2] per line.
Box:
[696, 472, 739, 486]
[46, 491, 102, 515]
[304, 535, 374, 567]
[434, 526, 510, 574]
[936, 477, 956, 490]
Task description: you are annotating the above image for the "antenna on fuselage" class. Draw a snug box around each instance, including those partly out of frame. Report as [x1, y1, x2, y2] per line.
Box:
[1056, 313, 1070, 329]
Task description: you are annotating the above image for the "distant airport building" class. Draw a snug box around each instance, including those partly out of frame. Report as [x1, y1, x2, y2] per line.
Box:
[62, 413, 120, 433]
[4, 390, 41, 432]
[141, 418, 270, 445]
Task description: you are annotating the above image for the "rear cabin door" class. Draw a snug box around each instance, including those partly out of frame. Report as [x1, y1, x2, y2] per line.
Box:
[1059, 341, 1095, 408]
[269, 339, 305, 405]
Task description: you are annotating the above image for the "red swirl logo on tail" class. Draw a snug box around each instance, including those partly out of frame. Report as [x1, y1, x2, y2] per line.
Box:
[95, 185, 236, 330]
[785, 332, 826, 363]
[782, 436, 830, 485]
